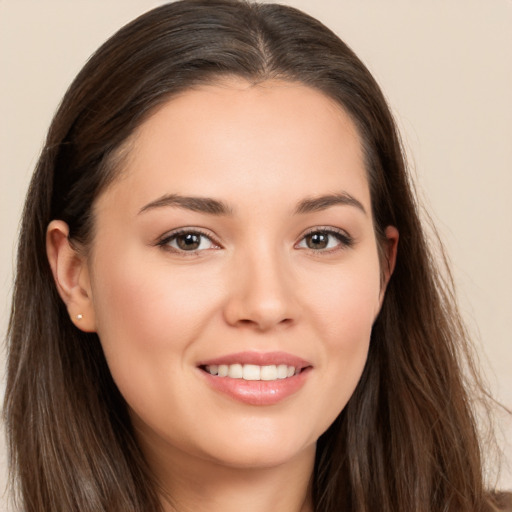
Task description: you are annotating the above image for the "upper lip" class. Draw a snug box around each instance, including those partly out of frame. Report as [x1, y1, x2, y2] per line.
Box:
[197, 351, 312, 369]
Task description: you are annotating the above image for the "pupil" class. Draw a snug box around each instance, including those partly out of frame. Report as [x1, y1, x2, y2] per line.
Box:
[178, 233, 200, 250]
[308, 233, 328, 249]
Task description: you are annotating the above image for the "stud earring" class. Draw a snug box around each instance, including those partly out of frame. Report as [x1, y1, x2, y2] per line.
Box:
[76, 314, 83, 320]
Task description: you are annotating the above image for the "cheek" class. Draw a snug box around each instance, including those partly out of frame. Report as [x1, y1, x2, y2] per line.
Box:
[89, 249, 223, 379]
[300, 251, 381, 421]
[318, 274, 375, 377]
[88, 251, 230, 437]
[304, 251, 382, 343]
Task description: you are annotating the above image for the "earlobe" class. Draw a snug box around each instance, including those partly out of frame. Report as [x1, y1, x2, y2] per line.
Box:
[46, 220, 97, 332]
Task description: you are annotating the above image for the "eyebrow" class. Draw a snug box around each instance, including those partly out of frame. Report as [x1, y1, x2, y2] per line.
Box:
[294, 193, 367, 215]
[138, 191, 366, 216]
[139, 194, 232, 215]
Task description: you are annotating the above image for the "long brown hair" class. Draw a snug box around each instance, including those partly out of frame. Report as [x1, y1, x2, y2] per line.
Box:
[3, 1, 507, 510]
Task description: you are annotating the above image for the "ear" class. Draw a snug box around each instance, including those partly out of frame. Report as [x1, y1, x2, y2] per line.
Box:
[379, 225, 399, 304]
[46, 220, 96, 332]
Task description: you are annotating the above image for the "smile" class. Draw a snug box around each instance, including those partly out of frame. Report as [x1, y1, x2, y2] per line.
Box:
[204, 363, 298, 381]
[198, 352, 312, 405]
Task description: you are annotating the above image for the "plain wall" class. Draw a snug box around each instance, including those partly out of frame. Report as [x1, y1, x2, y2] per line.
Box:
[1, 0, 510, 508]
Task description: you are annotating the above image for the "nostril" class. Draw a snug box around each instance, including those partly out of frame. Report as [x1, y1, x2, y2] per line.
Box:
[231, 316, 294, 331]
[222, 278, 299, 330]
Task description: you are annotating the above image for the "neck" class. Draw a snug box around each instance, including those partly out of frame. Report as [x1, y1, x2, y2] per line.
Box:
[163, 460, 314, 512]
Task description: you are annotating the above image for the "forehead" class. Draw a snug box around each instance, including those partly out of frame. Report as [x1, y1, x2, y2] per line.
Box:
[97, 79, 370, 216]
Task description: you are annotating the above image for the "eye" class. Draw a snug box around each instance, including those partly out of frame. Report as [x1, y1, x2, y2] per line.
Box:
[296, 228, 353, 251]
[158, 229, 219, 253]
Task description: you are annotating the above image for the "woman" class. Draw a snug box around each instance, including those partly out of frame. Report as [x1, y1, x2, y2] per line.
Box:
[3, 1, 510, 510]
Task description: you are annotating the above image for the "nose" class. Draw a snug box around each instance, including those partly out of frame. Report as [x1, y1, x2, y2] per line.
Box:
[223, 249, 299, 332]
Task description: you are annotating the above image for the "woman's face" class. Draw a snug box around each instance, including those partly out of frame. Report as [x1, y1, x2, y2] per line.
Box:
[81, 79, 395, 471]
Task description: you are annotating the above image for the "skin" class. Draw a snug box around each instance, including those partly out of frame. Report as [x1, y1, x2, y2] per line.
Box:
[47, 79, 398, 512]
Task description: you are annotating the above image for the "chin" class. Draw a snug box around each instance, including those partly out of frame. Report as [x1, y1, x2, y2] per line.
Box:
[207, 444, 314, 471]
[195, 426, 317, 470]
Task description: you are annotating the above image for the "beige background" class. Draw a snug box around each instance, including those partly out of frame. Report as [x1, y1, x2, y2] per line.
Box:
[1, 0, 511, 508]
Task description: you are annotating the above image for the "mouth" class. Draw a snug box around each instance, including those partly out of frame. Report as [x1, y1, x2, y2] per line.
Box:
[200, 363, 302, 381]
[197, 352, 312, 405]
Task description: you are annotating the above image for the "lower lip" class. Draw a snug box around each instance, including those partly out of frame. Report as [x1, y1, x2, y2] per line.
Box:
[199, 368, 311, 406]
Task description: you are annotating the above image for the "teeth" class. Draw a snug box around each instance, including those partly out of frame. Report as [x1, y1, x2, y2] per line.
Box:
[228, 363, 243, 379]
[277, 364, 288, 379]
[243, 364, 260, 381]
[260, 365, 277, 381]
[205, 364, 299, 381]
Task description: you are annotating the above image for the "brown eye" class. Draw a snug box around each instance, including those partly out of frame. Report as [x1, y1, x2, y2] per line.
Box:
[176, 233, 201, 250]
[297, 229, 353, 251]
[161, 230, 217, 252]
[305, 232, 329, 250]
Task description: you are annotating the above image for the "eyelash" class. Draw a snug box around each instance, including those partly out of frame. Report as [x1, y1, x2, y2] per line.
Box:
[157, 227, 354, 255]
